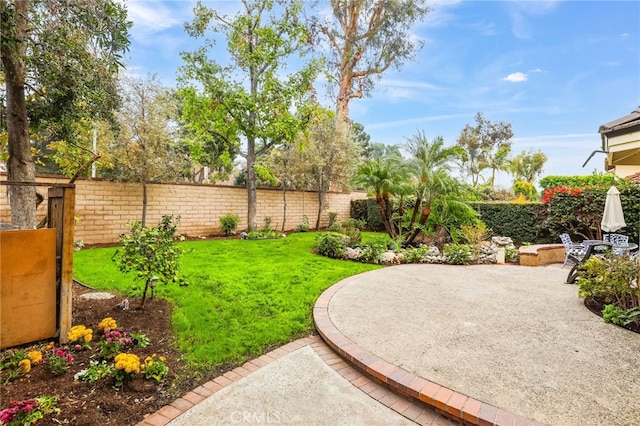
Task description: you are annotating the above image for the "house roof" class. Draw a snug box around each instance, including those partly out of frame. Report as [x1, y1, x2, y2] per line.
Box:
[599, 106, 640, 135]
[625, 171, 640, 184]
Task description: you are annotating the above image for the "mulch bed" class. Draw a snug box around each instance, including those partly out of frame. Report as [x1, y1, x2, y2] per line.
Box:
[584, 296, 640, 334]
[0, 284, 228, 425]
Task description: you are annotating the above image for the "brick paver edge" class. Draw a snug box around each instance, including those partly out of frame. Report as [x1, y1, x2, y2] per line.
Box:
[136, 333, 451, 426]
[312, 278, 546, 426]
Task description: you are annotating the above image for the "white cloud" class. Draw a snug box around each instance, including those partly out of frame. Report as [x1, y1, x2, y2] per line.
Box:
[502, 72, 528, 83]
[529, 68, 543, 73]
[126, 1, 184, 32]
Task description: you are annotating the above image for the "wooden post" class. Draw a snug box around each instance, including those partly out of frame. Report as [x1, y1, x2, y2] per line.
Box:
[48, 186, 75, 343]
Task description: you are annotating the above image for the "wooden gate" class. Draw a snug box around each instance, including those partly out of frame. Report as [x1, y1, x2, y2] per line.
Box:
[0, 183, 75, 349]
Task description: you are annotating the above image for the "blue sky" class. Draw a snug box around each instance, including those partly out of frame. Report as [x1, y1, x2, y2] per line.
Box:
[122, 0, 640, 188]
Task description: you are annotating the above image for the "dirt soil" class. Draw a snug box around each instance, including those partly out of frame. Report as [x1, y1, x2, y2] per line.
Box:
[0, 284, 229, 426]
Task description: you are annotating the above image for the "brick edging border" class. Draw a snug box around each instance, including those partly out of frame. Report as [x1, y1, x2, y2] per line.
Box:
[313, 278, 544, 426]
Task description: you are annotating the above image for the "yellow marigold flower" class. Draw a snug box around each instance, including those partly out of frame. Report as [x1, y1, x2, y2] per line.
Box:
[28, 351, 42, 363]
[159, 356, 166, 362]
[44, 342, 55, 351]
[18, 359, 31, 373]
[114, 353, 140, 374]
[98, 317, 118, 333]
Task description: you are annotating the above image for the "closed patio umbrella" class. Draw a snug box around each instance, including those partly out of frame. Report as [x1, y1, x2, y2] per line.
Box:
[601, 185, 626, 233]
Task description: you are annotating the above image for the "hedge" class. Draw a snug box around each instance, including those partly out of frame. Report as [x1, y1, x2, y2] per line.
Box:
[471, 202, 552, 244]
[350, 198, 384, 231]
[352, 183, 640, 246]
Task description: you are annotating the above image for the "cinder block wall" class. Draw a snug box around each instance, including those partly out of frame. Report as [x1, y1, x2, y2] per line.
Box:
[0, 175, 367, 245]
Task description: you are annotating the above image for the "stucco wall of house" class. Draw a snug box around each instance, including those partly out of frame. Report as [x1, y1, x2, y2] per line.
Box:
[0, 175, 367, 245]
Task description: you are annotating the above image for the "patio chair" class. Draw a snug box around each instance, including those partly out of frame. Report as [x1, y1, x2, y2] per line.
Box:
[560, 233, 585, 268]
[603, 233, 630, 255]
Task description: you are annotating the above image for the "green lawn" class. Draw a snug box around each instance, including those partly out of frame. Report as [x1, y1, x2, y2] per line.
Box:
[73, 232, 381, 368]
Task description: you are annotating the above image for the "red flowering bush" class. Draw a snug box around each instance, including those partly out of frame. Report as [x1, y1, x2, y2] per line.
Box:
[541, 186, 582, 204]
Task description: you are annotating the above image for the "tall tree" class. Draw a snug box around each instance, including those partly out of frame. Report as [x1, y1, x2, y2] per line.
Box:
[0, 0, 130, 228]
[457, 112, 513, 188]
[509, 149, 548, 184]
[312, 0, 430, 122]
[181, 0, 320, 231]
[484, 144, 511, 189]
[112, 75, 186, 226]
[300, 109, 361, 229]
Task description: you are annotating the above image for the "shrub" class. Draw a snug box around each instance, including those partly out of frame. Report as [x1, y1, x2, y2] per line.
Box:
[513, 181, 537, 201]
[539, 174, 618, 189]
[505, 247, 519, 263]
[112, 215, 187, 309]
[357, 240, 387, 264]
[350, 199, 384, 231]
[315, 233, 348, 258]
[602, 304, 627, 326]
[219, 213, 240, 236]
[341, 219, 363, 246]
[443, 244, 473, 265]
[297, 215, 310, 232]
[328, 212, 338, 227]
[327, 222, 342, 232]
[402, 246, 428, 263]
[577, 255, 639, 311]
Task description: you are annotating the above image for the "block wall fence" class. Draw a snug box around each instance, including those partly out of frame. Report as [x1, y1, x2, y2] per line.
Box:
[0, 174, 368, 245]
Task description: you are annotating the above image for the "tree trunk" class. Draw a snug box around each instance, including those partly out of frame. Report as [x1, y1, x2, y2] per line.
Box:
[2, 0, 36, 229]
[281, 184, 287, 232]
[316, 189, 326, 231]
[246, 138, 258, 231]
[406, 205, 431, 246]
[141, 181, 148, 227]
[375, 195, 394, 237]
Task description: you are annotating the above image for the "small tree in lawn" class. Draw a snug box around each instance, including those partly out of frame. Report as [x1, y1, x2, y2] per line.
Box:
[113, 215, 186, 309]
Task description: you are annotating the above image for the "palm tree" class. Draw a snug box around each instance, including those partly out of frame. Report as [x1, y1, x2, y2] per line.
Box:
[353, 155, 408, 237]
[404, 132, 465, 245]
[483, 144, 511, 188]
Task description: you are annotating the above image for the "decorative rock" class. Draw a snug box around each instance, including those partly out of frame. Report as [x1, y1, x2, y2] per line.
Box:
[80, 292, 114, 300]
[492, 236, 514, 247]
[380, 251, 399, 264]
[426, 246, 440, 256]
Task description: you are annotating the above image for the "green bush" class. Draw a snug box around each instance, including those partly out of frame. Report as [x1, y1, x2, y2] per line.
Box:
[314, 232, 348, 258]
[219, 213, 240, 236]
[602, 304, 627, 326]
[350, 199, 384, 231]
[471, 202, 550, 244]
[297, 215, 310, 232]
[577, 255, 639, 311]
[513, 181, 537, 201]
[328, 212, 338, 227]
[505, 247, 519, 263]
[443, 244, 473, 265]
[402, 246, 428, 263]
[327, 222, 342, 232]
[539, 174, 618, 189]
[357, 240, 386, 264]
[341, 219, 365, 246]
